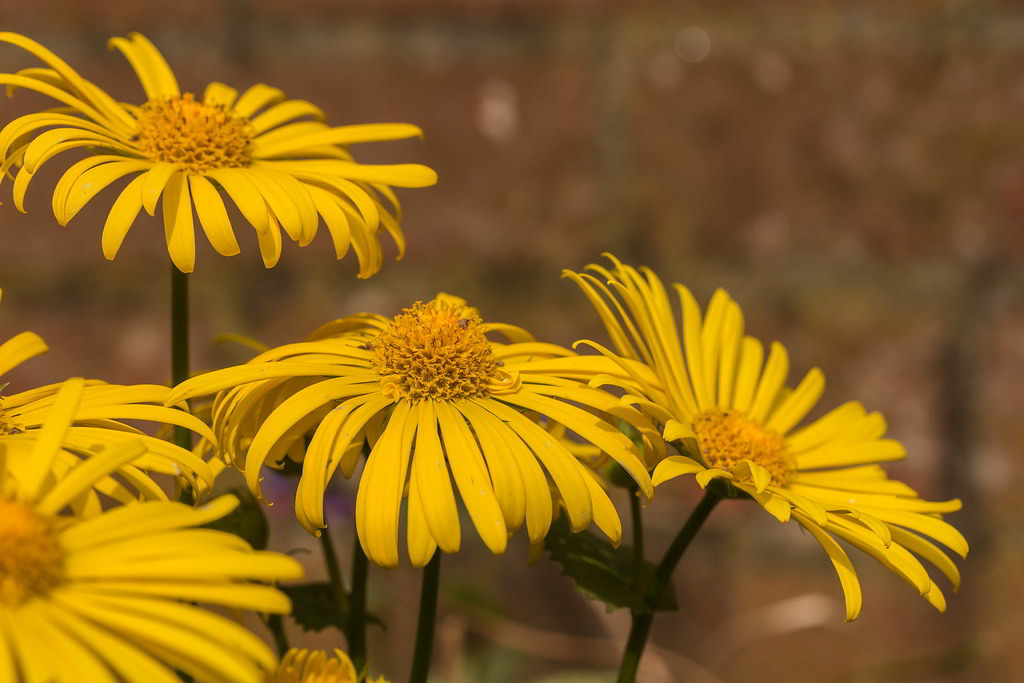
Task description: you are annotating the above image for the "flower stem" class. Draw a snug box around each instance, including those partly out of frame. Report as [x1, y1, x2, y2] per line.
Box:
[318, 523, 352, 628]
[617, 490, 721, 683]
[409, 551, 441, 683]
[628, 486, 645, 588]
[266, 614, 290, 656]
[170, 265, 190, 451]
[346, 537, 369, 674]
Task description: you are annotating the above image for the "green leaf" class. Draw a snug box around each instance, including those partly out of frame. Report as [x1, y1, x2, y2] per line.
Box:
[203, 487, 269, 550]
[281, 582, 384, 633]
[281, 582, 343, 632]
[543, 516, 677, 614]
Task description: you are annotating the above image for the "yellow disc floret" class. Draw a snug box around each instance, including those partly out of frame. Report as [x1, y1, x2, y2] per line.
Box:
[373, 297, 508, 401]
[269, 648, 390, 683]
[693, 409, 793, 486]
[133, 93, 251, 172]
[0, 499, 65, 606]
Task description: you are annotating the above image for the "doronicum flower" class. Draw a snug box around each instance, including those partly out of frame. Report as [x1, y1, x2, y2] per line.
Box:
[565, 255, 967, 620]
[168, 295, 658, 568]
[0, 32, 437, 273]
[270, 649, 389, 683]
[0, 379, 304, 683]
[1, 293, 217, 503]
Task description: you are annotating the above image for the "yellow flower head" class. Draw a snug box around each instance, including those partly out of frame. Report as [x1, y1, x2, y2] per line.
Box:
[566, 254, 968, 620]
[0, 379, 304, 683]
[269, 648, 390, 683]
[0, 32, 437, 273]
[0, 294, 216, 504]
[168, 295, 658, 568]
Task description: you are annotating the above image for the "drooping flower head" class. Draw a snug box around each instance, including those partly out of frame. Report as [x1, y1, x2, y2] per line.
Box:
[169, 295, 658, 568]
[1, 293, 216, 503]
[270, 649, 389, 683]
[0, 379, 304, 683]
[565, 255, 967, 620]
[0, 32, 437, 273]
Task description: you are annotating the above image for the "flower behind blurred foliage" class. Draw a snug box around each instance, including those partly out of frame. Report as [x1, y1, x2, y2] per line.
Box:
[270, 648, 390, 683]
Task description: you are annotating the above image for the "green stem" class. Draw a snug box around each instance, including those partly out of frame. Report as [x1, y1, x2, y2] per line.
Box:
[266, 614, 289, 656]
[319, 524, 351, 619]
[617, 490, 721, 683]
[409, 551, 441, 683]
[628, 487, 644, 588]
[170, 265, 190, 451]
[346, 537, 369, 674]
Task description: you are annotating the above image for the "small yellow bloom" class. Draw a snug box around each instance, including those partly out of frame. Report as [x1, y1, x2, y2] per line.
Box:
[169, 295, 658, 568]
[0, 379, 304, 683]
[269, 648, 390, 683]
[0, 292, 216, 503]
[566, 255, 967, 620]
[0, 32, 437, 273]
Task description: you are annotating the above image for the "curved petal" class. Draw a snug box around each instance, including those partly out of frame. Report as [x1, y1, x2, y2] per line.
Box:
[101, 176, 146, 259]
[189, 174, 240, 256]
[161, 171, 195, 273]
[108, 33, 179, 99]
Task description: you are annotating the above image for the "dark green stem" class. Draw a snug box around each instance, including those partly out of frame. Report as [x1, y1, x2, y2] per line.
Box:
[408, 551, 441, 683]
[318, 524, 351, 621]
[170, 265, 190, 451]
[628, 487, 644, 588]
[266, 614, 289, 656]
[617, 490, 721, 683]
[346, 537, 369, 674]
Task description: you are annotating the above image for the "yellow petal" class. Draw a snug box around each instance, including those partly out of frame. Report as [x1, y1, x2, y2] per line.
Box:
[792, 512, 862, 621]
[0, 330, 48, 376]
[161, 171, 195, 273]
[435, 401, 508, 555]
[101, 175, 146, 260]
[189, 174, 240, 256]
[412, 401, 461, 554]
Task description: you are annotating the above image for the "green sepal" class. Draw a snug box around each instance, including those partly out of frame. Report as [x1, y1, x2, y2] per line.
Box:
[203, 486, 269, 550]
[543, 517, 677, 614]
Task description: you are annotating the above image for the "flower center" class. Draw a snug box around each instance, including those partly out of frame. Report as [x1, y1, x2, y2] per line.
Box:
[0, 400, 21, 436]
[692, 409, 792, 486]
[133, 93, 251, 172]
[373, 297, 508, 402]
[270, 649, 361, 683]
[0, 499, 65, 606]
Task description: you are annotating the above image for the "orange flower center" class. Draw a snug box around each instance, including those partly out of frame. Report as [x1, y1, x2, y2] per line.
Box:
[133, 93, 251, 172]
[373, 297, 512, 401]
[0, 499, 65, 606]
[692, 409, 793, 486]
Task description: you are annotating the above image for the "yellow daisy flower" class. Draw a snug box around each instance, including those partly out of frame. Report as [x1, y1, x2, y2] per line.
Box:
[0, 32, 437, 273]
[0, 298, 217, 503]
[565, 255, 967, 620]
[270, 648, 389, 683]
[0, 379, 304, 683]
[168, 295, 658, 568]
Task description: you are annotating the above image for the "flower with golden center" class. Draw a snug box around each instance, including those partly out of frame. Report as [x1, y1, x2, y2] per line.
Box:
[0, 292, 217, 503]
[0, 32, 437, 273]
[168, 295, 658, 568]
[0, 379, 304, 683]
[565, 255, 967, 620]
[269, 648, 389, 683]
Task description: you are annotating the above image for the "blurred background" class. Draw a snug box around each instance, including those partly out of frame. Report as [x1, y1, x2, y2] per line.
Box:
[1, 1, 1022, 681]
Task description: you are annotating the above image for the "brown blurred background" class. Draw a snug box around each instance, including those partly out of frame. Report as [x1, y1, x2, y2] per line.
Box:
[2, 1, 1022, 681]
